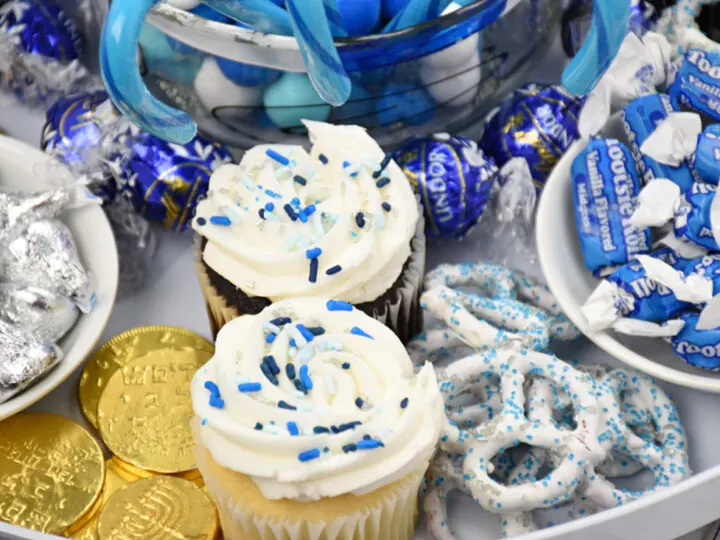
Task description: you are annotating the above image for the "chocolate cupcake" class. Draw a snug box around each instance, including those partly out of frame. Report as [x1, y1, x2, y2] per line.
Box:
[192, 121, 425, 343]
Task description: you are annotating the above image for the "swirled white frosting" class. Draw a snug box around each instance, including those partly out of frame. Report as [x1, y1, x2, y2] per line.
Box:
[191, 297, 444, 501]
[192, 121, 419, 304]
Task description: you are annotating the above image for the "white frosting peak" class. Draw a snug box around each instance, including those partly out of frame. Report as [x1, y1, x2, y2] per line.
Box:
[193, 121, 419, 304]
[191, 297, 444, 501]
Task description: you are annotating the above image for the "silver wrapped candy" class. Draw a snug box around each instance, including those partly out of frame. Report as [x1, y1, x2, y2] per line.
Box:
[0, 283, 78, 342]
[1, 219, 96, 313]
[0, 319, 62, 404]
[0, 187, 74, 246]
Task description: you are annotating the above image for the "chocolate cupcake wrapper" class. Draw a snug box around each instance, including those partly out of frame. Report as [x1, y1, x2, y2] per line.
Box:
[194, 210, 426, 343]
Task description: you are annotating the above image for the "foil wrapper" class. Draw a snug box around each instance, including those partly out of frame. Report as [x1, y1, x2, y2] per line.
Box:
[0, 187, 75, 246]
[395, 134, 499, 238]
[1, 219, 95, 313]
[0, 0, 95, 106]
[479, 83, 585, 190]
[0, 283, 78, 343]
[0, 319, 62, 404]
[118, 131, 233, 232]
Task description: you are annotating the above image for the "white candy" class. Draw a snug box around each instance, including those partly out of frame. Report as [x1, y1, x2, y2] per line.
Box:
[194, 57, 263, 118]
[420, 3, 480, 69]
[420, 56, 481, 108]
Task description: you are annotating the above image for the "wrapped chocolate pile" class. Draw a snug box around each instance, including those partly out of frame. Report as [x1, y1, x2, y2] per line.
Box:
[0, 185, 96, 404]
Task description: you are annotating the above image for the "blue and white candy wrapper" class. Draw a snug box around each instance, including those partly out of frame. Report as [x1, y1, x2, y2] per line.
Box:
[671, 312, 720, 371]
[695, 124, 720, 185]
[571, 138, 651, 276]
[394, 134, 498, 239]
[670, 48, 720, 122]
[622, 93, 702, 190]
[0, 0, 95, 106]
[479, 83, 584, 190]
[630, 179, 720, 252]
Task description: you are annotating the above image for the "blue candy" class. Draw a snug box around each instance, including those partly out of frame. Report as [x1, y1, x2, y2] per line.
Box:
[376, 82, 435, 127]
[671, 312, 720, 371]
[572, 138, 651, 275]
[336, 0, 381, 35]
[263, 73, 331, 128]
[670, 49, 720, 123]
[215, 23, 283, 87]
[621, 94, 701, 191]
[674, 182, 719, 251]
[394, 134, 498, 238]
[695, 124, 720, 185]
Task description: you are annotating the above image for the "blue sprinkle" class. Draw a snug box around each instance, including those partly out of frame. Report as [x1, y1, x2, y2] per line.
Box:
[326, 265, 342, 276]
[260, 363, 279, 386]
[287, 421, 299, 436]
[266, 148, 289, 166]
[254, 422, 263, 430]
[293, 175, 307, 185]
[204, 381, 220, 395]
[265, 333, 276, 344]
[318, 153, 328, 164]
[373, 154, 392, 178]
[297, 210, 308, 223]
[209, 395, 224, 409]
[289, 338, 297, 348]
[355, 212, 366, 228]
[298, 448, 321, 462]
[382, 202, 392, 212]
[196, 217, 206, 226]
[263, 355, 280, 375]
[278, 400, 297, 411]
[294, 379, 307, 394]
[264, 189, 282, 199]
[296, 324, 315, 342]
[238, 382, 262, 393]
[342, 362, 351, 369]
[271, 317, 292, 326]
[299, 364, 313, 390]
[343, 443, 357, 453]
[351, 327, 374, 340]
[327, 300, 353, 312]
[376, 177, 391, 188]
[210, 215, 231, 226]
[357, 439, 383, 450]
[309, 258, 319, 283]
[355, 397, 364, 409]
[313, 426, 330, 434]
[401, 397, 409, 409]
[201, 418, 208, 426]
[304, 204, 316, 217]
[264, 202, 275, 212]
[258, 208, 266, 220]
[284, 204, 298, 221]
[306, 247, 322, 259]
[286, 363, 296, 380]
[307, 327, 325, 336]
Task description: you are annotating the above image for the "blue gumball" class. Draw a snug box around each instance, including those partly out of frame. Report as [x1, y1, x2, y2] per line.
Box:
[336, 0, 381, 36]
[264, 73, 331, 128]
[214, 23, 283, 87]
[376, 82, 435, 126]
[331, 79, 376, 123]
[382, 0, 411, 19]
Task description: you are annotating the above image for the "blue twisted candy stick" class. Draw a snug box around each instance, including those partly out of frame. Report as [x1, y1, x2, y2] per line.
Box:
[100, 0, 197, 143]
[562, 0, 630, 96]
[285, 0, 351, 105]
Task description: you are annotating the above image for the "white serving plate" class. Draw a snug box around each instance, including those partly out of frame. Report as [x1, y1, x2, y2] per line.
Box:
[0, 135, 118, 421]
[536, 114, 720, 393]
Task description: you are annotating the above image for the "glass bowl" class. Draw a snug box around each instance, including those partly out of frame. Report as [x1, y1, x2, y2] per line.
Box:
[141, 0, 561, 149]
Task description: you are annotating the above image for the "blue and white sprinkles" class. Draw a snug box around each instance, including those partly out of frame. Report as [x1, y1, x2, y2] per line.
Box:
[420, 350, 689, 538]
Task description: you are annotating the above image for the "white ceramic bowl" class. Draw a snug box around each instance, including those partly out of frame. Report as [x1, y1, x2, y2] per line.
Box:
[0, 135, 118, 420]
[537, 115, 720, 393]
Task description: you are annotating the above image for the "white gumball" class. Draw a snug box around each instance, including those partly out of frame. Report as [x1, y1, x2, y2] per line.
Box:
[194, 57, 264, 117]
[166, 0, 201, 10]
[420, 54, 481, 108]
[421, 2, 480, 69]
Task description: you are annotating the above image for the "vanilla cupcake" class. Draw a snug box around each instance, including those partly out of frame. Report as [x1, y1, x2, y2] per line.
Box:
[192, 121, 425, 343]
[191, 297, 444, 540]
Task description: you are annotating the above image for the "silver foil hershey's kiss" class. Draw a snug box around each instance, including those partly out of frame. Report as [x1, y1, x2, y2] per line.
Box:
[1, 219, 95, 313]
[0, 188, 74, 246]
[0, 319, 62, 404]
[0, 283, 79, 343]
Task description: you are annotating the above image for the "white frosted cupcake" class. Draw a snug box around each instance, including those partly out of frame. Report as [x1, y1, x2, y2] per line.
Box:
[191, 297, 443, 540]
[192, 121, 425, 343]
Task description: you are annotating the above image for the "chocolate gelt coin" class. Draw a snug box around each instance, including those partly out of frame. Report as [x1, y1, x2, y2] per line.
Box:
[0, 413, 104, 534]
[97, 476, 218, 540]
[97, 349, 210, 474]
[79, 326, 213, 428]
[109, 456, 157, 481]
[173, 467, 205, 488]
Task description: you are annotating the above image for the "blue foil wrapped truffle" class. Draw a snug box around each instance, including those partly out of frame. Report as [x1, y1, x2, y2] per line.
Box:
[0, 0, 83, 62]
[479, 83, 584, 190]
[395, 134, 498, 238]
[42, 91, 234, 231]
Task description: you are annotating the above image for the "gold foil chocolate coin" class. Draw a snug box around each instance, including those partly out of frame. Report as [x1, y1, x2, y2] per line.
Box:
[0, 413, 104, 534]
[97, 476, 218, 540]
[109, 457, 156, 481]
[79, 326, 213, 428]
[97, 349, 209, 473]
